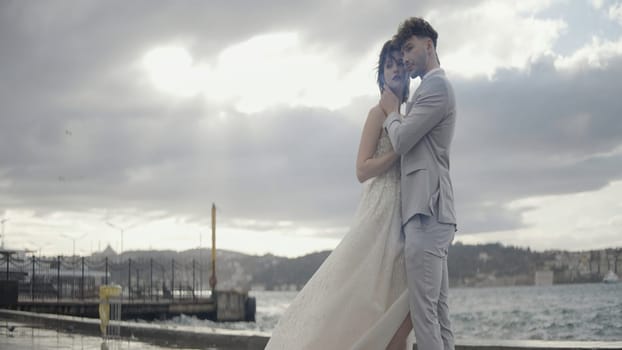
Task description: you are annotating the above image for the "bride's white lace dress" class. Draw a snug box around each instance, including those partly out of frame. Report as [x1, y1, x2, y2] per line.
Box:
[265, 130, 410, 350]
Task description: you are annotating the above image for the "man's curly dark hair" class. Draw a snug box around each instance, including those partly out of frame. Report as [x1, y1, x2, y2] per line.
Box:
[393, 17, 439, 49]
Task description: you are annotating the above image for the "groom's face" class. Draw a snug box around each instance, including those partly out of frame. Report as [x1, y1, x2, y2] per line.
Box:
[401, 36, 430, 78]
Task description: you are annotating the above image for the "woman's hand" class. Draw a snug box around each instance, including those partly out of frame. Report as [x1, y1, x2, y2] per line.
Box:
[379, 88, 399, 116]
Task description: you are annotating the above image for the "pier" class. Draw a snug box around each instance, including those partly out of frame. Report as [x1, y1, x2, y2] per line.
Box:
[1, 285, 253, 323]
[0, 248, 256, 322]
[0, 204, 255, 323]
[2, 289, 253, 321]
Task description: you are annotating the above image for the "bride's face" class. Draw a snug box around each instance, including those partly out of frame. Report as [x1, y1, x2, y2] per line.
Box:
[383, 51, 407, 95]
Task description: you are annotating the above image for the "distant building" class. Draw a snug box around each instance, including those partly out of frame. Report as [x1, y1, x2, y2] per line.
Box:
[535, 270, 554, 286]
[250, 283, 266, 291]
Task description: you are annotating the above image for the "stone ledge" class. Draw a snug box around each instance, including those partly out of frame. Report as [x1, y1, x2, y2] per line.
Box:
[2, 309, 621, 350]
[0, 309, 268, 350]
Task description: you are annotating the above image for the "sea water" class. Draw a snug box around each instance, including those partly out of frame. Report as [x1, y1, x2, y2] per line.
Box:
[164, 283, 622, 341]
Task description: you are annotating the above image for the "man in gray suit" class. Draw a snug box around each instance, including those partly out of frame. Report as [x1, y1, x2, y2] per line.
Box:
[380, 17, 457, 350]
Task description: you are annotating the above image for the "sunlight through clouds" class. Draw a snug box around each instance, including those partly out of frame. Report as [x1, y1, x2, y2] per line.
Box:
[608, 2, 622, 25]
[429, 1, 566, 78]
[591, 0, 605, 10]
[212, 32, 341, 113]
[215, 32, 381, 113]
[142, 46, 206, 97]
[141, 33, 379, 114]
[554, 36, 622, 71]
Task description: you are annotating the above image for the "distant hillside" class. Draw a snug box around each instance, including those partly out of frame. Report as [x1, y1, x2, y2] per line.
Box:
[448, 242, 536, 286]
[90, 243, 621, 290]
[90, 246, 330, 291]
[250, 251, 330, 290]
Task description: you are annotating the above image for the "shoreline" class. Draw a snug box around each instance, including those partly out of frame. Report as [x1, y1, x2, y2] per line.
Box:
[2, 309, 622, 350]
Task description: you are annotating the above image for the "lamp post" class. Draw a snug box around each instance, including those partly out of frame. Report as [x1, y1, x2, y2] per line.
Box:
[199, 231, 206, 297]
[106, 221, 126, 254]
[28, 241, 49, 259]
[61, 233, 87, 299]
[61, 233, 87, 257]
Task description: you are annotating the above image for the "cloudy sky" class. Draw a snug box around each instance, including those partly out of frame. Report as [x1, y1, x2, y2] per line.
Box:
[1, 0, 622, 257]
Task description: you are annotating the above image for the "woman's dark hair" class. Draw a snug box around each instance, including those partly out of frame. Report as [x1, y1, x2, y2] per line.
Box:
[377, 40, 409, 104]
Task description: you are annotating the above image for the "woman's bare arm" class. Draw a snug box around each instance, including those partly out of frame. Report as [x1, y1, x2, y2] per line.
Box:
[356, 106, 399, 183]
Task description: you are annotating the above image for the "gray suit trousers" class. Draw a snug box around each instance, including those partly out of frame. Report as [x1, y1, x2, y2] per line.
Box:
[404, 214, 455, 350]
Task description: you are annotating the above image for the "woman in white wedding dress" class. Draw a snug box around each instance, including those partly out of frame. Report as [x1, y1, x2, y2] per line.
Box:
[265, 40, 413, 350]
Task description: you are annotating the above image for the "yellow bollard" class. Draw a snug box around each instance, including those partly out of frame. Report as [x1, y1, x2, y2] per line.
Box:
[99, 285, 121, 337]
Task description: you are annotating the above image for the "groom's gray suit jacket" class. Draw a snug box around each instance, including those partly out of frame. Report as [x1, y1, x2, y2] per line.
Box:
[383, 69, 457, 226]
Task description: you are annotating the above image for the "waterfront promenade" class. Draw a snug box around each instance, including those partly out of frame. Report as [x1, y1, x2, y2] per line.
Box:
[1, 308, 268, 349]
[2, 308, 622, 350]
[1, 322, 183, 350]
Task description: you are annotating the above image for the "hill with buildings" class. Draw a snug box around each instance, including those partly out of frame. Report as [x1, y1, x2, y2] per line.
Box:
[92, 243, 621, 291]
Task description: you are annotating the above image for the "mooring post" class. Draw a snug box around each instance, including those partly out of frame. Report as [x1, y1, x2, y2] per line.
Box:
[150, 258, 153, 301]
[81, 257, 85, 300]
[31, 255, 35, 301]
[128, 258, 132, 301]
[57, 256, 61, 301]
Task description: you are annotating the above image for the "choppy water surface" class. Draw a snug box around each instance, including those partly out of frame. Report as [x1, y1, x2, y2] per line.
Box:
[2, 283, 619, 348]
[450, 283, 622, 341]
[168, 283, 622, 341]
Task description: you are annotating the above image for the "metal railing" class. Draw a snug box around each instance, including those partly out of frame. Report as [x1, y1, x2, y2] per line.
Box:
[0, 254, 210, 302]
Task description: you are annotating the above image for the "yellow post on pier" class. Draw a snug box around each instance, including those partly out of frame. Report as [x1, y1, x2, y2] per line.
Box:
[99, 284, 121, 337]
